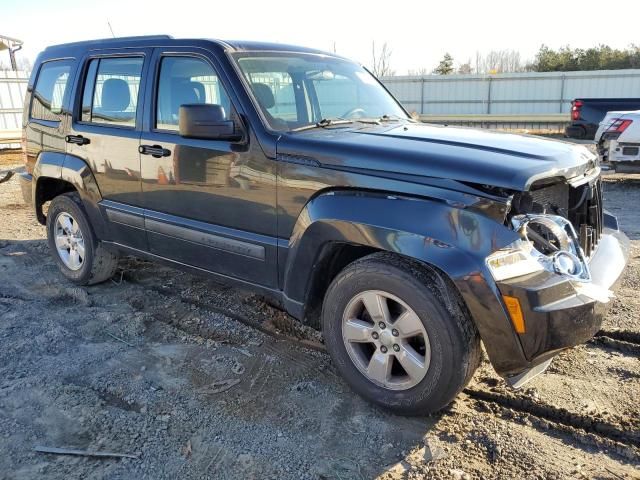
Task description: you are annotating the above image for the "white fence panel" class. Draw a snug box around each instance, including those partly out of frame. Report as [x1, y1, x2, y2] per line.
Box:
[0, 70, 28, 132]
[382, 69, 640, 116]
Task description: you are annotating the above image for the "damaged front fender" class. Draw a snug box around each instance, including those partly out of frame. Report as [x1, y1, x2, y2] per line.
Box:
[282, 188, 539, 376]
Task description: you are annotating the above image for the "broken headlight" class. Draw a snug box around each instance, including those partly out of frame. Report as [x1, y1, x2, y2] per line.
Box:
[486, 240, 544, 281]
[486, 214, 590, 282]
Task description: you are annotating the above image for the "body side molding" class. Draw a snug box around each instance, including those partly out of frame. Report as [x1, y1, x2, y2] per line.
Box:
[100, 201, 272, 261]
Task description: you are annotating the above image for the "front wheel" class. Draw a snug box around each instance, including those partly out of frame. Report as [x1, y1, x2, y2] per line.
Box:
[46, 193, 119, 285]
[321, 253, 481, 415]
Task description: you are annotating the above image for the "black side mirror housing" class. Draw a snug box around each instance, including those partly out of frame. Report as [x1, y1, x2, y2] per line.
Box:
[178, 104, 242, 141]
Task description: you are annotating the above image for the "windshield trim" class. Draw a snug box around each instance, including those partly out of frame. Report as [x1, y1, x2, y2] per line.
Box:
[227, 50, 411, 134]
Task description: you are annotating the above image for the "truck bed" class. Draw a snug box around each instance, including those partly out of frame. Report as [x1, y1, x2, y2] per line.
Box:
[566, 98, 640, 140]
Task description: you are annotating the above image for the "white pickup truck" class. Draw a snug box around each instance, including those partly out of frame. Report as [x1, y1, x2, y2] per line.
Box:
[595, 110, 640, 172]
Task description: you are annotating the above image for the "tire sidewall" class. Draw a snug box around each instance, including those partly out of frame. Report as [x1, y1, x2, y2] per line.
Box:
[46, 194, 96, 285]
[322, 259, 468, 414]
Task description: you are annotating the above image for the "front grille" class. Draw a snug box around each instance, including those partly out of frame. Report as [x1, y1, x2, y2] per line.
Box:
[569, 179, 603, 257]
[511, 178, 604, 257]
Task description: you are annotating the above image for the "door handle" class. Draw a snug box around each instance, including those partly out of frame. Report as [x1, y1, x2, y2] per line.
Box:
[65, 135, 90, 146]
[139, 144, 171, 158]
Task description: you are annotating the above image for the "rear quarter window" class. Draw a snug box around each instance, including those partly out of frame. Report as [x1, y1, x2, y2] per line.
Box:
[30, 60, 73, 122]
[80, 57, 144, 127]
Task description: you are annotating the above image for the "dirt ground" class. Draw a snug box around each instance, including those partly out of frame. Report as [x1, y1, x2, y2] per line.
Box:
[0, 149, 639, 480]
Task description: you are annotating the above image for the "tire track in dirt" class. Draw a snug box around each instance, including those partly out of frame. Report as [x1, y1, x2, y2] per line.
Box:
[597, 329, 640, 345]
[119, 260, 640, 460]
[121, 277, 327, 353]
[464, 388, 640, 453]
[590, 335, 640, 356]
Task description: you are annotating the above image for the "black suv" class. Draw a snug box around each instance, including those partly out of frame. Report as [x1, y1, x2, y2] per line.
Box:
[19, 36, 629, 414]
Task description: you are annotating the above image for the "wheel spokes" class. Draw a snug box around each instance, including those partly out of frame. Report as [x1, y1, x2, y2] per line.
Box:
[366, 351, 393, 384]
[396, 343, 428, 381]
[361, 291, 390, 324]
[75, 241, 85, 259]
[394, 309, 424, 338]
[54, 212, 85, 271]
[55, 233, 69, 249]
[59, 215, 73, 234]
[68, 249, 81, 269]
[342, 289, 431, 391]
[343, 318, 375, 343]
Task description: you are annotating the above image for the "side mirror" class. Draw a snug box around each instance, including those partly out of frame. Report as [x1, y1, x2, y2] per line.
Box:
[178, 104, 242, 141]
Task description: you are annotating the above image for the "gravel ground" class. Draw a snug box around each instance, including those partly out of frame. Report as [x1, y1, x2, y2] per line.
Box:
[1, 150, 639, 480]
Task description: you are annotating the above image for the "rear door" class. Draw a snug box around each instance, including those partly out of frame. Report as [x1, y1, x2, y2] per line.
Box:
[67, 49, 152, 250]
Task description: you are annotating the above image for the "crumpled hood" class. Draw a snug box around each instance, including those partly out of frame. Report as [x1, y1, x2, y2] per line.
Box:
[279, 122, 597, 191]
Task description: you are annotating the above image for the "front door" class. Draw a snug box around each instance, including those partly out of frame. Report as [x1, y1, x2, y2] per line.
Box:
[139, 48, 278, 287]
[67, 49, 152, 250]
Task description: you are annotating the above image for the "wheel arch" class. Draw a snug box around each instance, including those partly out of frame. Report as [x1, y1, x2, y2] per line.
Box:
[33, 152, 106, 238]
[281, 188, 529, 375]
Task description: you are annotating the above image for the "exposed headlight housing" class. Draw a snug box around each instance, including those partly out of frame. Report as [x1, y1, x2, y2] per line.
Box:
[486, 214, 591, 282]
[486, 240, 544, 281]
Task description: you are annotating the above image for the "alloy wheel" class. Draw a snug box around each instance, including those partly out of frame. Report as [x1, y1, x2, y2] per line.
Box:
[54, 212, 85, 271]
[341, 290, 431, 390]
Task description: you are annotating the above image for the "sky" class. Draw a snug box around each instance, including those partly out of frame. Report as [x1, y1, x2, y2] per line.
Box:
[3, 0, 640, 74]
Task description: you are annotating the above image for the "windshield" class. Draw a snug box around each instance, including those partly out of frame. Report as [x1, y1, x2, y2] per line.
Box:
[232, 52, 408, 131]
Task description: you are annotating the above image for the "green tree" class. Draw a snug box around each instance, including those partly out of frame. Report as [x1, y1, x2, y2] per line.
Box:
[433, 53, 454, 75]
[532, 44, 640, 72]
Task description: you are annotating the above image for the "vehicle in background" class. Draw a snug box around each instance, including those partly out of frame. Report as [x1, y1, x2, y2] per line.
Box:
[595, 110, 640, 172]
[566, 98, 640, 140]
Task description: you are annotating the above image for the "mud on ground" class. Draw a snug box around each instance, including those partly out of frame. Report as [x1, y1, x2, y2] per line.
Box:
[1, 151, 639, 480]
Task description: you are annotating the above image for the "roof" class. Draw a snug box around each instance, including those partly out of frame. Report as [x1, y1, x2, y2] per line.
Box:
[221, 40, 332, 56]
[42, 35, 337, 57]
[43, 35, 175, 51]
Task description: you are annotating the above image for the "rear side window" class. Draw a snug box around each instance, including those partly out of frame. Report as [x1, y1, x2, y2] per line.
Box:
[155, 56, 231, 131]
[81, 57, 143, 127]
[31, 60, 73, 122]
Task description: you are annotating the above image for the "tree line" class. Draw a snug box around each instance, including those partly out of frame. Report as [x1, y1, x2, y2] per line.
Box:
[372, 44, 640, 76]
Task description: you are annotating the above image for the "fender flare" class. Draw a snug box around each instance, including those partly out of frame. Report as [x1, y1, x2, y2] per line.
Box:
[33, 152, 107, 238]
[282, 189, 527, 374]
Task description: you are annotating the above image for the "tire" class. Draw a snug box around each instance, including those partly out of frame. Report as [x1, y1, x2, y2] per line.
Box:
[46, 192, 119, 285]
[321, 252, 481, 415]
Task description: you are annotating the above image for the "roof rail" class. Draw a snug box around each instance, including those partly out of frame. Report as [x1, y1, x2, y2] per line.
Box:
[44, 35, 173, 50]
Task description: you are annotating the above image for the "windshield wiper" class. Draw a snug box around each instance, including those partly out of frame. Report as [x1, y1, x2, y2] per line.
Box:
[291, 118, 354, 132]
[380, 114, 408, 122]
[291, 116, 388, 132]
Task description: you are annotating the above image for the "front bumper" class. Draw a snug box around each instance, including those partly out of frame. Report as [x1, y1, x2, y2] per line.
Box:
[18, 172, 33, 205]
[496, 226, 629, 382]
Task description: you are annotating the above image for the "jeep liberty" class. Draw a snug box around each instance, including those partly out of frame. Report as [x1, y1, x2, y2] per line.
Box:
[19, 36, 629, 414]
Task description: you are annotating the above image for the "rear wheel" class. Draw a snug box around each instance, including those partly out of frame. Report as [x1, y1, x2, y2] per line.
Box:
[46, 193, 119, 285]
[321, 253, 481, 415]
